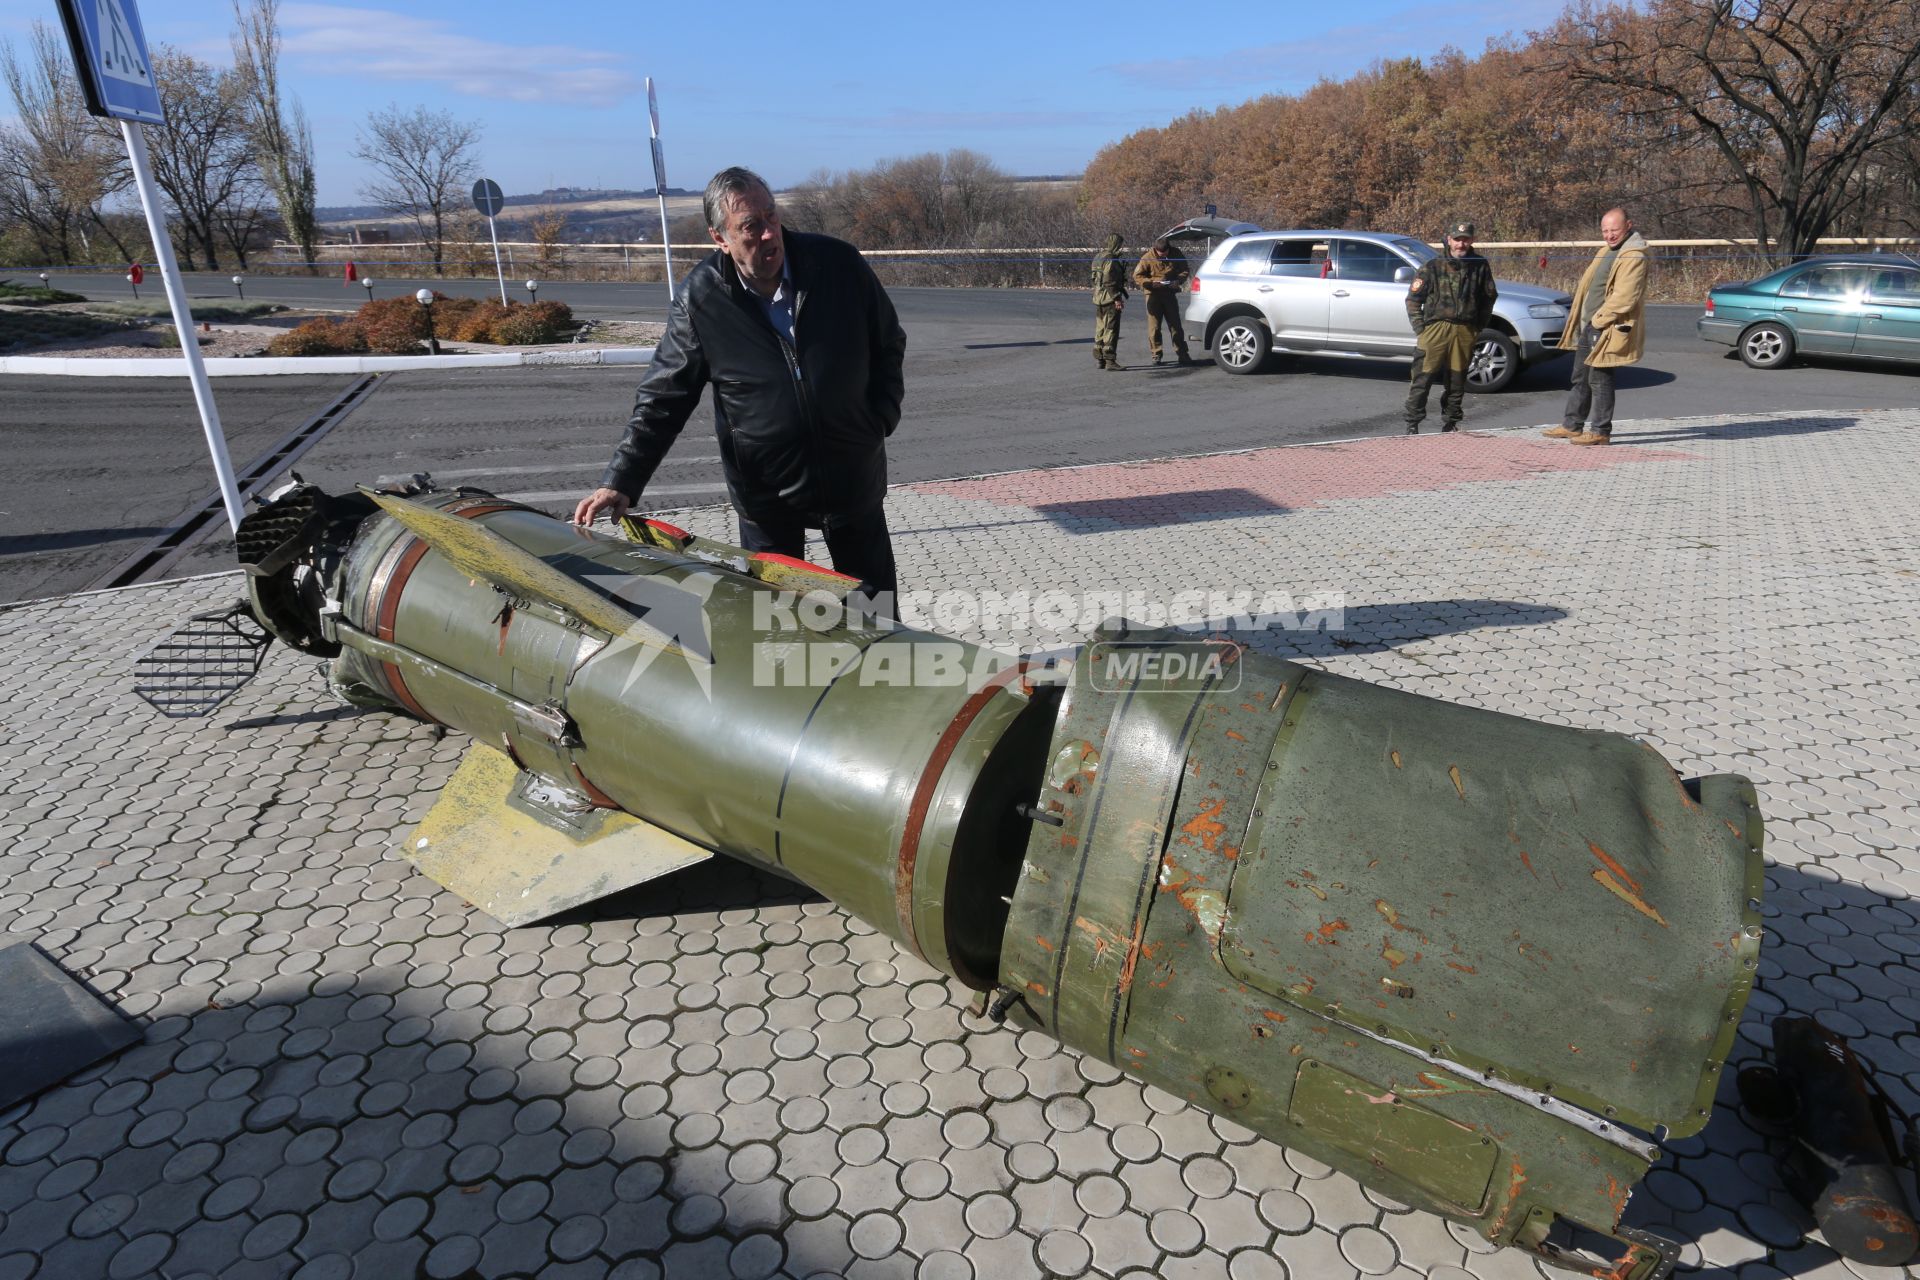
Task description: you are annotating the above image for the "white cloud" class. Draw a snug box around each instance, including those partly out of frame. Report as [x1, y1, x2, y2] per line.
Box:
[280, 4, 638, 106]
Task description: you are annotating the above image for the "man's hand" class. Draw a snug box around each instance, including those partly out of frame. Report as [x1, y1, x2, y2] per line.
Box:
[573, 487, 632, 527]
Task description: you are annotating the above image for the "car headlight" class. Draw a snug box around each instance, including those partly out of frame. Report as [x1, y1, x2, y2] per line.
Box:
[1528, 302, 1569, 319]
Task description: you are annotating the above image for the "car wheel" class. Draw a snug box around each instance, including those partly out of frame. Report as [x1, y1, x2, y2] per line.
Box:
[1467, 330, 1519, 392]
[1213, 318, 1270, 374]
[1740, 322, 1794, 369]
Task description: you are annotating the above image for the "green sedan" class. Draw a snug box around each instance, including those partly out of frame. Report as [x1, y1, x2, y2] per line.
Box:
[1698, 253, 1920, 369]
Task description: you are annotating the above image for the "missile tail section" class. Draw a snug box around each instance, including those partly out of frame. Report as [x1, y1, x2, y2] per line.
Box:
[235, 479, 1765, 1278]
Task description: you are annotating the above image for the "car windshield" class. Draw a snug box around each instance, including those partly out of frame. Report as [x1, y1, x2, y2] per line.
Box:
[1395, 238, 1437, 264]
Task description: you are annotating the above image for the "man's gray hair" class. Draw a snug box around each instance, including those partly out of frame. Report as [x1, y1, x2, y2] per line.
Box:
[704, 167, 773, 231]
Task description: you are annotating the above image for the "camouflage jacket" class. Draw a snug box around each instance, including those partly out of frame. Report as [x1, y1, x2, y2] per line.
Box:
[1132, 246, 1190, 292]
[1405, 251, 1497, 332]
[1092, 236, 1130, 305]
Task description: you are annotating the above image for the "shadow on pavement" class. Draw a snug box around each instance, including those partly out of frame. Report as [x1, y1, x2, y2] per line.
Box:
[0, 528, 168, 556]
[1198, 599, 1569, 660]
[1621, 415, 1856, 445]
[1034, 487, 1285, 531]
[1614, 859, 1920, 1277]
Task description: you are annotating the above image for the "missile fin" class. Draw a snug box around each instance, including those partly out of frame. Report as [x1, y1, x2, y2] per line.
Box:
[405, 745, 713, 927]
[363, 489, 648, 642]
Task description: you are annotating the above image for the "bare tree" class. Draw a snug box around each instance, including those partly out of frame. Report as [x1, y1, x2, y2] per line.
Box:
[231, 0, 318, 272]
[1555, 0, 1920, 259]
[147, 46, 264, 270]
[0, 22, 133, 264]
[527, 206, 569, 270]
[353, 105, 481, 275]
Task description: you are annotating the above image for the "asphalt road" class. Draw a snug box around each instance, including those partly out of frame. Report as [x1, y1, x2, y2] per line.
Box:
[6, 275, 1919, 604]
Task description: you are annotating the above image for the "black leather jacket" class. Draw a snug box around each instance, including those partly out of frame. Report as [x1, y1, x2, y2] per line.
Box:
[601, 229, 907, 523]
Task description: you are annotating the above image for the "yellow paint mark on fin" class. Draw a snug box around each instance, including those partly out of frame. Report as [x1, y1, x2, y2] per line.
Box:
[1591, 868, 1670, 928]
[1448, 765, 1465, 799]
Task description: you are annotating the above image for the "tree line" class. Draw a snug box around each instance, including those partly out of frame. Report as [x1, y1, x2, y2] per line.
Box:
[5, 0, 1917, 276]
[1078, 0, 1920, 260]
[0, 0, 484, 275]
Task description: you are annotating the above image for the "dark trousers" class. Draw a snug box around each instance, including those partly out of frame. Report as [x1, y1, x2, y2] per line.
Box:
[737, 505, 897, 598]
[1145, 291, 1188, 358]
[1563, 325, 1617, 434]
[1405, 358, 1466, 427]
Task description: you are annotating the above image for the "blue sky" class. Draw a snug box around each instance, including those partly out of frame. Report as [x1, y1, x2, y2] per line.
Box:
[2, 0, 1571, 205]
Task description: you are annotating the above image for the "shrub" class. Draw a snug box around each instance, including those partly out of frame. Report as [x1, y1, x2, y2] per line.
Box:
[354, 294, 431, 353]
[489, 300, 574, 345]
[448, 299, 513, 343]
[430, 293, 484, 338]
[265, 318, 369, 357]
[0, 279, 86, 305]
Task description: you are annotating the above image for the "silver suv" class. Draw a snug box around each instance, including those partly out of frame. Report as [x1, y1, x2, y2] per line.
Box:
[1181, 230, 1572, 392]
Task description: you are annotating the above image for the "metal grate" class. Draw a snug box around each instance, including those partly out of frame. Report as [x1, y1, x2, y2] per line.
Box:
[131, 602, 274, 718]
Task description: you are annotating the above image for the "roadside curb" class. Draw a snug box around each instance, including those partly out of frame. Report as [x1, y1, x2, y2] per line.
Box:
[0, 345, 658, 377]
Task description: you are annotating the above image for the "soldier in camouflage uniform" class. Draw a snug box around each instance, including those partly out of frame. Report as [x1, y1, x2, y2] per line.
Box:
[1132, 237, 1194, 365]
[1091, 233, 1129, 370]
[1404, 220, 1498, 433]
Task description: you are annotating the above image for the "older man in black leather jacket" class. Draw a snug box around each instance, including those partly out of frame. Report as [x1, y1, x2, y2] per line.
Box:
[574, 167, 907, 593]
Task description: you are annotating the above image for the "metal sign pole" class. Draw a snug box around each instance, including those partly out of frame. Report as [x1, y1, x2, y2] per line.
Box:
[121, 120, 245, 531]
[647, 78, 676, 303]
[486, 213, 507, 304]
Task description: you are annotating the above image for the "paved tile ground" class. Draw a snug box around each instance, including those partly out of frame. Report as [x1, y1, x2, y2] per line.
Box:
[2, 408, 1918, 1279]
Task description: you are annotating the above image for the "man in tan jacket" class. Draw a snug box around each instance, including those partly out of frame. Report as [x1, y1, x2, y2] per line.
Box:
[1132, 238, 1194, 365]
[1544, 208, 1649, 446]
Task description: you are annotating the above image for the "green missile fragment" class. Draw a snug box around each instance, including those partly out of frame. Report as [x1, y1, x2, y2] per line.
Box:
[236, 479, 1762, 1280]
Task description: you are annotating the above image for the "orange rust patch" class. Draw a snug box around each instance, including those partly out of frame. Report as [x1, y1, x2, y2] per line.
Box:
[1306, 919, 1349, 946]
[1181, 799, 1230, 852]
[1225, 730, 1246, 742]
[1261, 1010, 1289, 1023]
[1592, 868, 1670, 928]
[1448, 765, 1465, 799]
[1116, 916, 1148, 996]
[1026, 980, 1049, 996]
[1075, 915, 1119, 959]
[1518, 850, 1536, 877]
[1445, 961, 1477, 974]
[1222, 845, 1240, 861]
[1034, 936, 1055, 953]
[1586, 842, 1643, 892]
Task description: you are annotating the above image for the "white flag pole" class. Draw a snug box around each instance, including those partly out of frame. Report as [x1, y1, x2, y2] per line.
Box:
[647, 78, 676, 303]
[486, 213, 508, 304]
[121, 120, 244, 531]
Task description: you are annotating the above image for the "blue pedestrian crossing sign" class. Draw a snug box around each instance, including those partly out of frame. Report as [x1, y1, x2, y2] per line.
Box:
[56, 0, 165, 125]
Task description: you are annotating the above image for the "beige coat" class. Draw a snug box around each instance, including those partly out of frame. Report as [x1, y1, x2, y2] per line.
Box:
[1556, 231, 1649, 367]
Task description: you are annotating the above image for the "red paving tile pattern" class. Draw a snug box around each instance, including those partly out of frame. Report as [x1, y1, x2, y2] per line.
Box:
[907, 432, 1697, 516]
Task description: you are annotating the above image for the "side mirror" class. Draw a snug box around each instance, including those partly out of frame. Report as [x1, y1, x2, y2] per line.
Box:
[1394, 265, 1415, 283]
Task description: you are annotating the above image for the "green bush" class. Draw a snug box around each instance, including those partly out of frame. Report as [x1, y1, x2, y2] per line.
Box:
[265, 318, 369, 357]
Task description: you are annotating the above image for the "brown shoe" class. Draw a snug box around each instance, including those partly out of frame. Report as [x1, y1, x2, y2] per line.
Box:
[1568, 431, 1611, 446]
[1542, 425, 1579, 439]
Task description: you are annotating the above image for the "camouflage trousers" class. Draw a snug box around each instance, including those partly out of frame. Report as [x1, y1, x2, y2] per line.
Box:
[1406, 321, 1475, 426]
[1094, 302, 1122, 364]
[1145, 291, 1189, 359]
